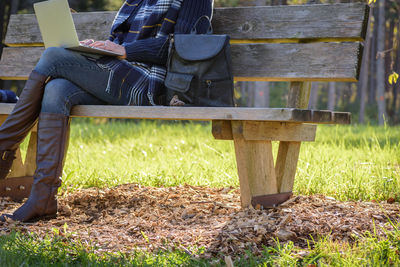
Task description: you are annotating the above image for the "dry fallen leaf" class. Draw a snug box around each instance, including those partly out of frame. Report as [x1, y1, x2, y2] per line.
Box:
[0, 185, 398, 258]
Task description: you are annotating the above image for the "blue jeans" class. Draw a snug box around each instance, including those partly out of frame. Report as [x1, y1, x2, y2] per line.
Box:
[35, 47, 128, 115]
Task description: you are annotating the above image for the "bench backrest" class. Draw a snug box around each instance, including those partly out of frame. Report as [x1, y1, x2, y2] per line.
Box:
[0, 3, 369, 82]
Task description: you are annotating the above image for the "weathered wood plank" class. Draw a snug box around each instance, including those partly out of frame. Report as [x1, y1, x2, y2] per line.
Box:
[4, 3, 369, 45]
[232, 121, 317, 142]
[24, 129, 37, 177]
[333, 112, 353, 124]
[212, 120, 233, 140]
[8, 149, 25, 178]
[0, 103, 351, 123]
[275, 141, 302, 193]
[274, 80, 314, 195]
[287, 82, 312, 109]
[232, 122, 278, 208]
[0, 42, 363, 82]
[213, 121, 316, 141]
[0, 115, 26, 178]
[0, 176, 34, 201]
[213, 3, 369, 41]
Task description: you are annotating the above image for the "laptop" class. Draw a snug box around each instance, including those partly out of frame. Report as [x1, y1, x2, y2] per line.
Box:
[34, 0, 123, 57]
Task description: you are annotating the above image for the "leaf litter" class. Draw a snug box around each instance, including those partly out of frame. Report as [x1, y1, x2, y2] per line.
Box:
[0, 183, 399, 257]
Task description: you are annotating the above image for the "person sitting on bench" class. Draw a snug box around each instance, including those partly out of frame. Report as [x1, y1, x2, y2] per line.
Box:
[0, 0, 212, 222]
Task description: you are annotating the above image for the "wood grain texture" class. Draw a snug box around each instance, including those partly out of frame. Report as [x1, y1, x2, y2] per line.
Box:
[275, 141, 302, 193]
[7, 149, 25, 178]
[233, 137, 278, 207]
[333, 112, 353, 124]
[0, 115, 7, 125]
[4, 3, 369, 45]
[0, 104, 350, 124]
[0, 42, 363, 82]
[0, 176, 33, 201]
[212, 120, 233, 140]
[287, 82, 312, 109]
[274, 81, 314, 194]
[0, 115, 25, 178]
[232, 121, 317, 142]
[213, 120, 316, 141]
[213, 3, 369, 41]
[24, 129, 37, 177]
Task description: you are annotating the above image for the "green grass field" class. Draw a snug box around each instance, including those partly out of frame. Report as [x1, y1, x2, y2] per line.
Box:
[62, 120, 400, 202]
[1, 121, 400, 266]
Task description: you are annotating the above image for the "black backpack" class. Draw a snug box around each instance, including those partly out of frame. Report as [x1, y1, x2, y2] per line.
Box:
[164, 16, 234, 107]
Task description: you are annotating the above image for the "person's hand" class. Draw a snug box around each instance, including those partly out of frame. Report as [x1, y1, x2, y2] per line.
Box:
[89, 40, 127, 59]
[80, 39, 95, 46]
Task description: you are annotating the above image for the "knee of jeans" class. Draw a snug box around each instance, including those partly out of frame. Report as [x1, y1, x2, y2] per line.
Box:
[41, 79, 71, 115]
[41, 47, 66, 61]
[35, 47, 67, 74]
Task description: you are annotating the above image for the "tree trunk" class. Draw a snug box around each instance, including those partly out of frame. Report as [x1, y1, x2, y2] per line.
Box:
[244, 0, 269, 107]
[264, 82, 270, 107]
[376, 0, 387, 125]
[359, 12, 372, 124]
[308, 82, 319, 109]
[368, 7, 378, 105]
[393, 23, 400, 123]
[328, 82, 335, 110]
[10, 0, 18, 14]
[385, 18, 394, 121]
[0, 0, 11, 56]
[253, 82, 270, 107]
[247, 82, 254, 107]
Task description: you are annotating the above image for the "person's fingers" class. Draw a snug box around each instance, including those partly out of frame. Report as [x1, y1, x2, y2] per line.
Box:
[80, 39, 95, 45]
[90, 41, 106, 47]
[86, 40, 124, 55]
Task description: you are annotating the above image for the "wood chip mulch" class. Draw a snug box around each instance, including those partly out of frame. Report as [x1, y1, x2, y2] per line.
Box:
[0, 184, 399, 257]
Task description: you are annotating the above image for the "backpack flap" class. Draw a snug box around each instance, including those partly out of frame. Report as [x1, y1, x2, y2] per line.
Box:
[173, 34, 229, 61]
[165, 72, 194, 93]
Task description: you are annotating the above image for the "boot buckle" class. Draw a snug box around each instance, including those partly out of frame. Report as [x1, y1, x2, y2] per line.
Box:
[1, 151, 8, 161]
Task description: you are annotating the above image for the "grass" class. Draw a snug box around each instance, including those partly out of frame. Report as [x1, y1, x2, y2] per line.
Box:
[59, 120, 399, 202]
[3, 120, 400, 266]
[1, 224, 400, 266]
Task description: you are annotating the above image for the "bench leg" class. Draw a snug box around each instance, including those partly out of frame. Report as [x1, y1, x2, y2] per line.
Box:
[213, 120, 316, 208]
[0, 115, 35, 200]
[234, 138, 278, 208]
[275, 141, 301, 193]
[23, 126, 38, 176]
[8, 149, 25, 177]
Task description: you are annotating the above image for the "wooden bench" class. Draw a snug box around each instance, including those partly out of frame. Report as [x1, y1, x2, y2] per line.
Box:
[0, 3, 369, 207]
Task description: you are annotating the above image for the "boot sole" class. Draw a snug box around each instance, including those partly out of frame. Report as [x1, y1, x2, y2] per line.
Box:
[25, 214, 57, 223]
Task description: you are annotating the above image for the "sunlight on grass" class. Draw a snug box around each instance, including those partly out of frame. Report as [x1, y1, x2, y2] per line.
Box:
[1, 221, 400, 266]
[56, 120, 400, 202]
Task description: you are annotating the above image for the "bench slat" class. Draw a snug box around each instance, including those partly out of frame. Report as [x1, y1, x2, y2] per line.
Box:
[213, 3, 369, 41]
[0, 42, 363, 81]
[0, 104, 350, 123]
[4, 3, 369, 46]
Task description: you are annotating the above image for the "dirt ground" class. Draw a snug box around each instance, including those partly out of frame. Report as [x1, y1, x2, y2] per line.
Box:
[0, 184, 399, 257]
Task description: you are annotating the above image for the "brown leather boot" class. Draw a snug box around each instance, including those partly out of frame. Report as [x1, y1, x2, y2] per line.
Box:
[0, 113, 70, 222]
[0, 70, 49, 180]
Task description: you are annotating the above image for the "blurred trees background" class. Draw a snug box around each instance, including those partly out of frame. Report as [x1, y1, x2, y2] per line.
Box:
[0, 0, 399, 125]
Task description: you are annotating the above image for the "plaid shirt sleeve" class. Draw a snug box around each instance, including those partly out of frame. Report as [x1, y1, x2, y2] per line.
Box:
[123, 0, 212, 65]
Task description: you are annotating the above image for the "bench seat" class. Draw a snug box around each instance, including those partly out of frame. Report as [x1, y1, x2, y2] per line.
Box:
[0, 103, 350, 123]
